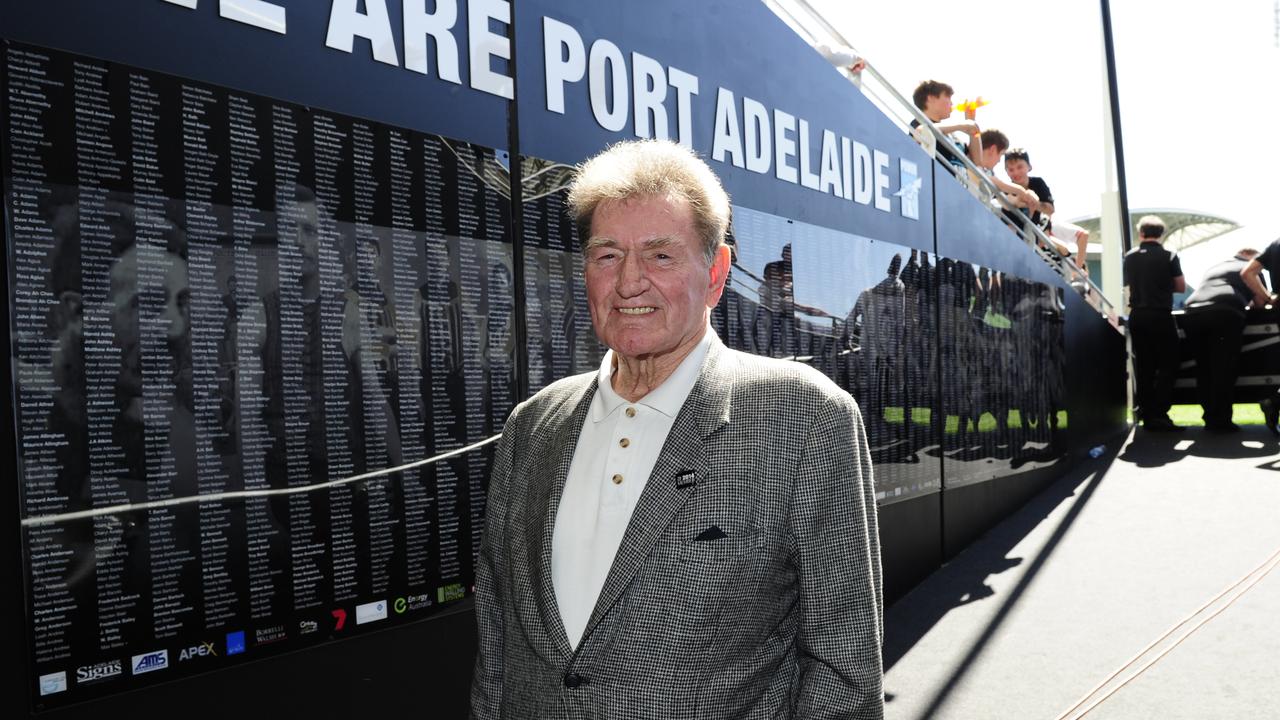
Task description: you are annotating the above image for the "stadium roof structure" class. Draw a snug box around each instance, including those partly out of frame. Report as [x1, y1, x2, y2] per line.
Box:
[1070, 209, 1241, 254]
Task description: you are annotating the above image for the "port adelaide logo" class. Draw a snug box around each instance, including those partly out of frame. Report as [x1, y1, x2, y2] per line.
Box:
[76, 659, 123, 685]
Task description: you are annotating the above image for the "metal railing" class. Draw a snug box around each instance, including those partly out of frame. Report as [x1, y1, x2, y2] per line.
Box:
[763, 0, 1119, 325]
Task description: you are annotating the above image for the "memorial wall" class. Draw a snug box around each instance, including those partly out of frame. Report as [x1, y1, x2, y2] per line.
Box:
[2, 1, 1124, 714]
[5, 42, 517, 706]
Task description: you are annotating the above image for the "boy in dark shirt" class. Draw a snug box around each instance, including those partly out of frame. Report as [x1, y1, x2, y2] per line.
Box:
[1003, 149, 1054, 229]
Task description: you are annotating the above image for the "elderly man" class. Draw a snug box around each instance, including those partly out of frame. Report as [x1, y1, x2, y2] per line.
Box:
[1124, 215, 1186, 432]
[471, 140, 883, 719]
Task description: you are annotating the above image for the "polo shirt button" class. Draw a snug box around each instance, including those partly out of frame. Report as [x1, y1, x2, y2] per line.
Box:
[612, 474, 623, 485]
[619, 438, 630, 448]
[625, 407, 636, 418]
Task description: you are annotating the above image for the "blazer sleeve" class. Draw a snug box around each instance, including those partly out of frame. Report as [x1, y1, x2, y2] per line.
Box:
[470, 404, 521, 719]
[789, 393, 884, 719]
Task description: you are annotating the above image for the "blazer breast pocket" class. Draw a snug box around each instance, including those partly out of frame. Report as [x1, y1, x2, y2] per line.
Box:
[678, 529, 763, 565]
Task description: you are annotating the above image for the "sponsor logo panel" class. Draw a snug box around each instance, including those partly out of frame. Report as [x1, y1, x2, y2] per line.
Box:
[76, 660, 123, 685]
[131, 650, 169, 675]
[39, 671, 67, 696]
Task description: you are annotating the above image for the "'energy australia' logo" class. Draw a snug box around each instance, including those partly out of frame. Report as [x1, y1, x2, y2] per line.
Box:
[896, 159, 921, 221]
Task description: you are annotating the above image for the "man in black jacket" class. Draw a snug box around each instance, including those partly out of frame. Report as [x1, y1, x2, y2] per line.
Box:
[1123, 215, 1186, 431]
[1242, 237, 1280, 434]
[1182, 249, 1260, 432]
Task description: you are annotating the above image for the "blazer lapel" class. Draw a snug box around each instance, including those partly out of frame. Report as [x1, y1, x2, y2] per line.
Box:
[518, 377, 597, 661]
[577, 340, 736, 649]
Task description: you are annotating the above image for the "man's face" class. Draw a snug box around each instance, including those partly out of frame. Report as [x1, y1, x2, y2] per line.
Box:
[925, 92, 953, 122]
[583, 194, 729, 362]
[1005, 159, 1031, 186]
[980, 144, 1002, 171]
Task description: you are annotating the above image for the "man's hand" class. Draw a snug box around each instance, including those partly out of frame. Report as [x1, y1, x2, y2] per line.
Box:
[1020, 188, 1040, 209]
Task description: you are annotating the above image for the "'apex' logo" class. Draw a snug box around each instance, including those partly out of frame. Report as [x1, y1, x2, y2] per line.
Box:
[179, 642, 217, 661]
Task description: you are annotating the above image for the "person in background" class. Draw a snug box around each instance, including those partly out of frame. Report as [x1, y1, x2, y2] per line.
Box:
[1123, 215, 1186, 432]
[975, 130, 1041, 220]
[910, 80, 983, 168]
[1002, 149, 1054, 223]
[1240, 236, 1280, 434]
[1242, 236, 1280, 306]
[1001, 147, 1093, 267]
[1181, 249, 1260, 432]
[814, 41, 867, 86]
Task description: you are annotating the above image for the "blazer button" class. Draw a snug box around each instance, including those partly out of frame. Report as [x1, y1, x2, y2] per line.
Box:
[563, 672, 587, 688]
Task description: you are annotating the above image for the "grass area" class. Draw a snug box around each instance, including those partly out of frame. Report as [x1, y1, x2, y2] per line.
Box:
[882, 407, 1069, 433]
[1166, 404, 1266, 426]
[883, 404, 1269, 433]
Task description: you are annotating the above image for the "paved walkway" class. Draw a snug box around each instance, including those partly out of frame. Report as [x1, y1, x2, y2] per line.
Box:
[883, 425, 1280, 720]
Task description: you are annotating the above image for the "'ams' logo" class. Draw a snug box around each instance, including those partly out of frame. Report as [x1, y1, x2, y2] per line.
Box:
[131, 650, 169, 675]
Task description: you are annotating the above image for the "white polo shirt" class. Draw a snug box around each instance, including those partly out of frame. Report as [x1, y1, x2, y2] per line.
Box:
[551, 328, 715, 649]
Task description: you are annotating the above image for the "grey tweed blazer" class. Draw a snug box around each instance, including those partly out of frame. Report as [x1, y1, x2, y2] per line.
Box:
[472, 337, 883, 719]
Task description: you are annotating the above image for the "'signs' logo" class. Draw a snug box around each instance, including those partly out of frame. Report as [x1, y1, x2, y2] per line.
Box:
[131, 650, 169, 675]
[226, 631, 246, 656]
[76, 660, 122, 684]
[179, 642, 217, 661]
